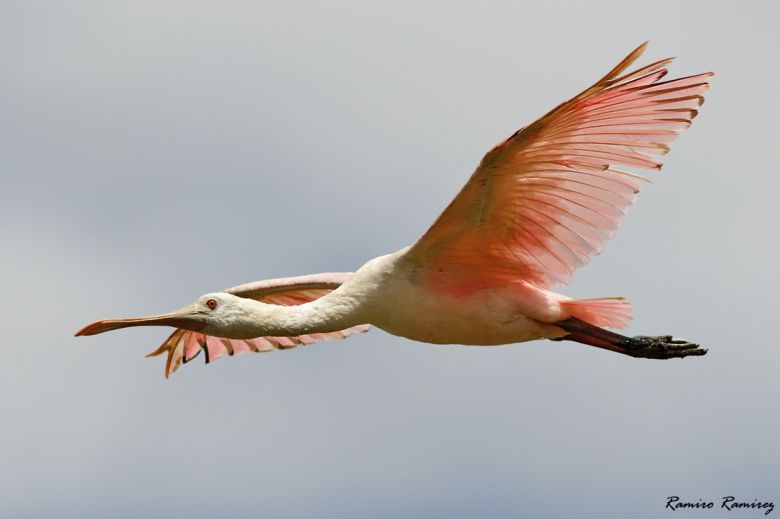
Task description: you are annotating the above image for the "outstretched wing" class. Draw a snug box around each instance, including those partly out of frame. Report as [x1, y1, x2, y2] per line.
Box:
[147, 273, 371, 377]
[406, 43, 712, 294]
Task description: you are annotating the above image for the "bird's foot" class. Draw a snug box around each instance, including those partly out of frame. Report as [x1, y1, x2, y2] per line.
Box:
[618, 335, 707, 359]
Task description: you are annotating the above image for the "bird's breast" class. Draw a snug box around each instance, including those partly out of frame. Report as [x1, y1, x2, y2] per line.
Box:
[376, 289, 549, 345]
[343, 249, 565, 346]
[349, 264, 550, 346]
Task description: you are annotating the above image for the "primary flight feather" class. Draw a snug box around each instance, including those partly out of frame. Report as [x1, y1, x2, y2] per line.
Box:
[77, 43, 712, 377]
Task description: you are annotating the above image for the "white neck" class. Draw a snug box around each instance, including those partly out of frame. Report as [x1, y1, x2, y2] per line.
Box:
[215, 292, 363, 339]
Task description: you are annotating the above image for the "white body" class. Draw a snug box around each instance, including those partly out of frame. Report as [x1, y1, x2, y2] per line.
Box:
[344, 249, 567, 345]
[214, 248, 568, 345]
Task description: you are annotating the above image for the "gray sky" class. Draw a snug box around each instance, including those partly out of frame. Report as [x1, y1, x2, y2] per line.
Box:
[2, 1, 778, 518]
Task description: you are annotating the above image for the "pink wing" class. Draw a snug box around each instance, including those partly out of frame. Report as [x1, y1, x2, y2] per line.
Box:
[146, 273, 371, 378]
[405, 42, 712, 294]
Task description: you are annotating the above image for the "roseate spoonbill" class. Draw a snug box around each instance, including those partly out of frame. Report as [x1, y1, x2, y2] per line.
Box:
[77, 43, 712, 377]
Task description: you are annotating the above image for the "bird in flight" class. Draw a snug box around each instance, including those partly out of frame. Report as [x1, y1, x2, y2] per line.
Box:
[77, 43, 712, 377]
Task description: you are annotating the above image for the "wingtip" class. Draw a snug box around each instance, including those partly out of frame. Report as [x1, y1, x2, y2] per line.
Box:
[629, 41, 651, 62]
[598, 41, 654, 86]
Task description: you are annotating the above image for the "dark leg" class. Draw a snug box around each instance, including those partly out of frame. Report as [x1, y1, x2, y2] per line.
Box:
[550, 318, 707, 359]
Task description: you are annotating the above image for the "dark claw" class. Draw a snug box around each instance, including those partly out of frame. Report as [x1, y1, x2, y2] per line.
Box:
[551, 318, 708, 361]
[619, 335, 708, 359]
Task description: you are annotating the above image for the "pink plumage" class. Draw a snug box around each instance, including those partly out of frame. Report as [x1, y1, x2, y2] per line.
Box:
[76, 43, 711, 377]
[409, 43, 712, 293]
[561, 298, 633, 329]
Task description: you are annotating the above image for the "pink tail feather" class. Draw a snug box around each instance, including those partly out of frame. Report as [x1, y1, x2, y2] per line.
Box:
[561, 297, 632, 329]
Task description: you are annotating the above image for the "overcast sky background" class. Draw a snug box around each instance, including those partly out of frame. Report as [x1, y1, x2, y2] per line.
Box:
[2, 1, 778, 518]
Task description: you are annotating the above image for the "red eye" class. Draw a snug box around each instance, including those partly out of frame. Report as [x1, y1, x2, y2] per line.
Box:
[206, 299, 218, 309]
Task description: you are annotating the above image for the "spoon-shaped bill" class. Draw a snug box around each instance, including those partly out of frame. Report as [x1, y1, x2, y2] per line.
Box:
[75, 305, 206, 336]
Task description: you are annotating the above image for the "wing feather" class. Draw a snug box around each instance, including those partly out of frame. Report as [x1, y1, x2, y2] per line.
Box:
[406, 43, 712, 292]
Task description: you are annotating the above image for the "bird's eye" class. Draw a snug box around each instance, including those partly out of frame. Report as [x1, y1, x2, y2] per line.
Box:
[206, 299, 218, 310]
